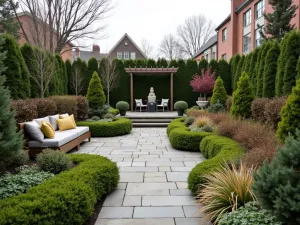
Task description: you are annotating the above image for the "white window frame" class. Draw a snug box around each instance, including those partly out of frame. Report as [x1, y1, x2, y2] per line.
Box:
[255, 28, 263, 47]
[130, 52, 136, 60]
[124, 52, 129, 60]
[244, 9, 251, 27]
[222, 54, 227, 60]
[117, 52, 122, 59]
[222, 28, 227, 42]
[243, 33, 251, 54]
[256, 0, 265, 20]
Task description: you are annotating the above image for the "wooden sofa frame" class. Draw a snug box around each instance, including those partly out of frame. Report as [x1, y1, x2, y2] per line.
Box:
[19, 123, 91, 157]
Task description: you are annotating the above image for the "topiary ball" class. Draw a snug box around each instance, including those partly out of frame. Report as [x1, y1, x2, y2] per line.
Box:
[174, 101, 188, 111]
[116, 101, 130, 111]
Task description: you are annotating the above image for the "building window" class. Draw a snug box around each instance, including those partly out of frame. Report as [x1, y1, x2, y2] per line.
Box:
[124, 52, 129, 60]
[117, 52, 122, 59]
[131, 52, 136, 60]
[222, 54, 227, 60]
[255, 28, 263, 47]
[244, 9, 251, 27]
[243, 33, 251, 53]
[256, 0, 265, 19]
[212, 52, 216, 59]
[205, 54, 209, 61]
[222, 28, 227, 42]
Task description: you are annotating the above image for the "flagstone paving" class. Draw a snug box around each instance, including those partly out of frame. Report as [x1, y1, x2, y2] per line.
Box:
[74, 128, 211, 225]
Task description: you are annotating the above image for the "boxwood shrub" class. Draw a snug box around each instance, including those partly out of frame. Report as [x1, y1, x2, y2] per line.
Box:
[167, 118, 186, 136]
[188, 135, 245, 195]
[77, 118, 132, 137]
[0, 154, 119, 225]
[169, 127, 212, 151]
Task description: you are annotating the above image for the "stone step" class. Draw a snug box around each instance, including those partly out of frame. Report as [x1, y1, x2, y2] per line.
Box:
[133, 123, 169, 128]
[131, 119, 173, 123]
[124, 116, 180, 119]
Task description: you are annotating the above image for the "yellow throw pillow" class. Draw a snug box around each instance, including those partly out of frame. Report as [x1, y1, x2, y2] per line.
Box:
[40, 122, 55, 139]
[56, 116, 76, 131]
[59, 114, 76, 127]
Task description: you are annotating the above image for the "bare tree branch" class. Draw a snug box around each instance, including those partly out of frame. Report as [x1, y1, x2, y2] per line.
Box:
[70, 66, 84, 96]
[158, 34, 183, 61]
[17, 0, 113, 53]
[141, 39, 153, 58]
[177, 14, 215, 58]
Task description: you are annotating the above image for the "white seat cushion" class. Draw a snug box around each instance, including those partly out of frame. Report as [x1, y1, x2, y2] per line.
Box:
[68, 126, 89, 136]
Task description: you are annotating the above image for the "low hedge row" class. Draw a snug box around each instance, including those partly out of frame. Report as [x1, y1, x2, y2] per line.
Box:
[169, 127, 212, 151]
[167, 118, 185, 136]
[0, 154, 119, 225]
[188, 135, 245, 195]
[77, 118, 132, 137]
[109, 108, 120, 116]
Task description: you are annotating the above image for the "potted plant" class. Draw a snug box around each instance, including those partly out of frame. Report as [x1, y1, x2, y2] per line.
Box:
[174, 101, 188, 116]
[116, 101, 129, 116]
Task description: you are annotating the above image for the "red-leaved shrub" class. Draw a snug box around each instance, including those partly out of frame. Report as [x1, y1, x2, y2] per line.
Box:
[50, 96, 77, 117]
[251, 98, 269, 122]
[33, 98, 57, 117]
[76, 96, 89, 120]
[11, 100, 38, 123]
[264, 97, 287, 129]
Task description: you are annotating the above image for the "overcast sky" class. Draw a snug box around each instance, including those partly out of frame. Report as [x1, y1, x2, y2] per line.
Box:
[83, 0, 231, 57]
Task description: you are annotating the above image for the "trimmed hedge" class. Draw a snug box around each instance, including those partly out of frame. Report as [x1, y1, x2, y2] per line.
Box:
[167, 118, 186, 136]
[0, 154, 119, 225]
[169, 127, 212, 151]
[109, 108, 120, 116]
[188, 135, 245, 195]
[77, 118, 132, 137]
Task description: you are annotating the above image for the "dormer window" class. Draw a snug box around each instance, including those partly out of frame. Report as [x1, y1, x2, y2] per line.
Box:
[125, 41, 128, 46]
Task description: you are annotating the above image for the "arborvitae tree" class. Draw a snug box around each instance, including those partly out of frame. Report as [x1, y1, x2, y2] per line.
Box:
[249, 47, 260, 93]
[87, 57, 98, 94]
[156, 58, 162, 67]
[136, 59, 146, 67]
[55, 54, 65, 95]
[0, 0, 20, 39]
[169, 59, 178, 68]
[146, 58, 156, 67]
[211, 77, 227, 106]
[233, 55, 245, 91]
[230, 72, 254, 118]
[230, 54, 241, 91]
[262, 0, 297, 41]
[198, 58, 208, 73]
[0, 34, 31, 99]
[20, 43, 39, 98]
[86, 71, 106, 109]
[160, 58, 168, 67]
[186, 59, 199, 101]
[243, 52, 252, 74]
[65, 59, 72, 94]
[282, 31, 300, 96]
[124, 59, 136, 68]
[218, 59, 231, 94]
[256, 42, 272, 97]
[263, 41, 280, 98]
[58, 55, 68, 94]
[276, 33, 290, 96]
[277, 79, 300, 143]
[209, 59, 219, 77]
[297, 56, 300, 79]
[253, 130, 300, 224]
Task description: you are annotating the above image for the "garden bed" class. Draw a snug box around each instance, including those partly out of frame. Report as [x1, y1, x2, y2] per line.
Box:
[77, 118, 132, 137]
[0, 154, 119, 225]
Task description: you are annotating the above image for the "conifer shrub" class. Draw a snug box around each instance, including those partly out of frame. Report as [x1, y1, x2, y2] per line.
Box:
[277, 79, 300, 142]
[233, 55, 245, 91]
[263, 41, 280, 98]
[198, 58, 208, 73]
[209, 59, 219, 77]
[184, 116, 196, 126]
[218, 59, 231, 94]
[86, 72, 106, 110]
[249, 47, 260, 94]
[229, 55, 240, 91]
[253, 131, 300, 224]
[87, 57, 99, 94]
[230, 72, 254, 118]
[211, 77, 227, 106]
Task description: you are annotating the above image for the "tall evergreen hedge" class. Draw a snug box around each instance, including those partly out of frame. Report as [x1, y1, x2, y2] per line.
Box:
[263, 41, 280, 98]
[230, 54, 241, 91]
[87, 57, 98, 94]
[86, 72, 106, 109]
[198, 58, 208, 73]
[233, 55, 245, 91]
[243, 52, 252, 74]
[209, 59, 219, 77]
[65, 59, 72, 94]
[249, 47, 260, 94]
[218, 59, 231, 94]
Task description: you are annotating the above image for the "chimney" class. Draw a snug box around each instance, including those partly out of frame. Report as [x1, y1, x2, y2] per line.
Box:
[92, 45, 100, 58]
[75, 47, 80, 57]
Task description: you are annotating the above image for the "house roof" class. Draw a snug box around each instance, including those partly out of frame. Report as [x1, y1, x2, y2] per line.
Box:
[236, 0, 252, 13]
[107, 33, 147, 59]
[216, 14, 231, 31]
[193, 34, 218, 58]
[73, 50, 106, 62]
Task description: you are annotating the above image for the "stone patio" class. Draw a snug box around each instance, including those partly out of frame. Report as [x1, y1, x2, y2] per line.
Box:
[74, 128, 211, 225]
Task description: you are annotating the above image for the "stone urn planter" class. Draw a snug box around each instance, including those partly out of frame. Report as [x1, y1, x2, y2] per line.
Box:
[196, 101, 209, 110]
[119, 110, 126, 116]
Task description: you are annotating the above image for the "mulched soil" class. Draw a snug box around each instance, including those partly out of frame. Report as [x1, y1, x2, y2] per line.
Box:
[85, 195, 107, 225]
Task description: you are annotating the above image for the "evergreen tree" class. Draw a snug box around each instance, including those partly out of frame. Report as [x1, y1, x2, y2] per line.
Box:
[65, 59, 72, 94]
[261, 0, 297, 41]
[211, 76, 227, 106]
[249, 47, 260, 93]
[243, 52, 252, 74]
[156, 58, 162, 67]
[87, 57, 98, 94]
[297, 56, 300, 79]
[263, 41, 280, 98]
[160, 58, 168, 67]
[124, 59, 136, 68]
[209, 59, 219, 77]
[276, 33, 290, 96]
[86, 71, 106, 109]
[253, 130, 300, 224]
[20, 43, 39, 98]
[233, 55, 245, 91]
[230, 72, 254, 118]
[169, 59, 178, 68]
[146, 58, 156, 67]
[136, 59, 146, 67]
[218, 59, 231, 94]
[198, 58, 208, 73]
[256, 42, 272, 97]
[230, 54, 241, 91]
[277, 79, 300, 142]
[282, 31, 300, 96]
[58, 55, 68, 94]
[0, 0, 20, 39]
[55, 54, 64, 95]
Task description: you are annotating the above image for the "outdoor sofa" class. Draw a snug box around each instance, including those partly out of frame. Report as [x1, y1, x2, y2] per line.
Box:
[19, 114, 91, 156]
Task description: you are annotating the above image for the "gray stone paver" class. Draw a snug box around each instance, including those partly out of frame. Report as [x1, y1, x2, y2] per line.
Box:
[76, 128, 205, 224]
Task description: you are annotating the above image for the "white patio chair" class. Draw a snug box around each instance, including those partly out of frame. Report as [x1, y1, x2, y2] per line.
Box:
[157, 99, 169, 112]
[135, 99, 147, 112]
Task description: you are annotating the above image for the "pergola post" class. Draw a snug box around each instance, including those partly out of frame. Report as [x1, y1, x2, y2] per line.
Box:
[170, 73, 174, 111]
[130, 73, 133, 112]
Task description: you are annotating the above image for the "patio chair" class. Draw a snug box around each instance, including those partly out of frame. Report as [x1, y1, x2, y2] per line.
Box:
[135, 99, 147, 112]
[157, 99, 169, 112]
